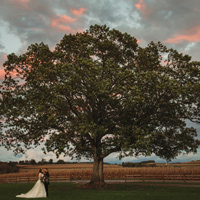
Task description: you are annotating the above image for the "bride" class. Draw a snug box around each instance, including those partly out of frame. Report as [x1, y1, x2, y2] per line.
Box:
[16, 169, 47, 198]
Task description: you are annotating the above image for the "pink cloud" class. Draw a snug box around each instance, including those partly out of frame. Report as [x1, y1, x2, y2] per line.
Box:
[0, 69, 5, 80]
[0, 54, 7, 67]
[51, 15, 77, 26]
[164, 26, 200, 44]
[30, 27, 39, 31]
[135, 0, 152, 16]
[14, 0, 29, 3]
[70, 8, 86, 16]
[57, 25, 75, 32]
[135, 0, 145, 10]
[3, 54, 7, 60]
[50, 14, 77, 32]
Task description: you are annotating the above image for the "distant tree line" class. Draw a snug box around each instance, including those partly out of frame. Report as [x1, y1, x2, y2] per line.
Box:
[18, 158, 53, 165]
[122, 160, 156, 167]
[0, 159, 87, 174]
[17, 159, 93, 165]
[17, 159, 79, 165]
[0, 161, 19, 174]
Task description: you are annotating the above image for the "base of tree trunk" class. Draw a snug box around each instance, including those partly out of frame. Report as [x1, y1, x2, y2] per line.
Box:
[78, 182, 120, 190]
[83, 181, 107, 189]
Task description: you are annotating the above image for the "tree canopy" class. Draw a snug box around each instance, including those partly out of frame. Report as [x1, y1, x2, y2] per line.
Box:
[1, 24, 200, 185]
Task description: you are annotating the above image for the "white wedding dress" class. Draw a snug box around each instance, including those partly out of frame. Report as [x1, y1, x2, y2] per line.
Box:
[16, 173, 46, 198]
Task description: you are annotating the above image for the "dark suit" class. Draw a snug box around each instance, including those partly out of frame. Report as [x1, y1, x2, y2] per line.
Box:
[44, 172, 49, 197]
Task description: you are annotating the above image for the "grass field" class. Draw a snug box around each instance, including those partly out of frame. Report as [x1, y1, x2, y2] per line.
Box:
[0, 182, 199, 200]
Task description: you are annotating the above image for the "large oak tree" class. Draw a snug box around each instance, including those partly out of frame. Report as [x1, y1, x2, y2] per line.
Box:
[1, 25, 200, 185]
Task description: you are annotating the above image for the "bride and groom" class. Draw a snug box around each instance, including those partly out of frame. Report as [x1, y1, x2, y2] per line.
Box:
[16, 168, 50, 198]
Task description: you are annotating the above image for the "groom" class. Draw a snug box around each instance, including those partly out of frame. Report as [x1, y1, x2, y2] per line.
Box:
[42, 168, 50, 197]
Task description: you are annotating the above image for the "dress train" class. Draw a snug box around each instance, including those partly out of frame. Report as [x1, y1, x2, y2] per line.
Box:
[16, 173, 46, 198]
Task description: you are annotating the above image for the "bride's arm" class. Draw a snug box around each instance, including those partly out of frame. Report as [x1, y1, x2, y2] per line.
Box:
[38, 173, 42, 180]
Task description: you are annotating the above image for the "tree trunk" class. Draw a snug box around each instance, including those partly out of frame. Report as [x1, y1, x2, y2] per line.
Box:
[99, 158, 104, 183]
[89, 153, 104, 185]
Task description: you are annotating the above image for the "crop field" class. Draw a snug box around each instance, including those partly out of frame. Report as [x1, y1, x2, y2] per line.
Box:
[1, 160, 200, 180]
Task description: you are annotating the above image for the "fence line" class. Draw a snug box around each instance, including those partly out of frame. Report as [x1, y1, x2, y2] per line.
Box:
[1, 174, 200, 184]
[0, 175, 71, 184]
[124, 174, 200, 183]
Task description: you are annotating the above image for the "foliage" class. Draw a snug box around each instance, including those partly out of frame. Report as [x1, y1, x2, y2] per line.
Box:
[122, 161, 156, 168]
[56, 159, 65, 164]
[0, 24, 200, 184]
[0, 162, 19, 174]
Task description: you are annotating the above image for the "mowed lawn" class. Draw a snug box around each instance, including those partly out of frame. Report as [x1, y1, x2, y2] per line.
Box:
[0, 182, 199, 200]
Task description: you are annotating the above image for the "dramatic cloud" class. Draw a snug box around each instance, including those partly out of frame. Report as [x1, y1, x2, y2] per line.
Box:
[1, 0, 199, 60]
[50, 14, 78, 32]
[165, 26, 200, 44]
[135, 0, 153, 17]
[0, 69, 5, 80]
[70, 7, 86, 16]
[0, 53, 7, 80]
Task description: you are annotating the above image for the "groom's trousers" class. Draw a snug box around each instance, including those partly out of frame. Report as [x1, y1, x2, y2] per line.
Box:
[44, 183, 49, 197]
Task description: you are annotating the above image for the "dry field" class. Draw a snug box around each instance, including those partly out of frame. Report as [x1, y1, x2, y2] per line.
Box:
[1, 161, 200, 180]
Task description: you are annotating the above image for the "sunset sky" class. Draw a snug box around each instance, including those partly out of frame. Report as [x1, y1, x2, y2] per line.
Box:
[0, 0, 200, 163]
